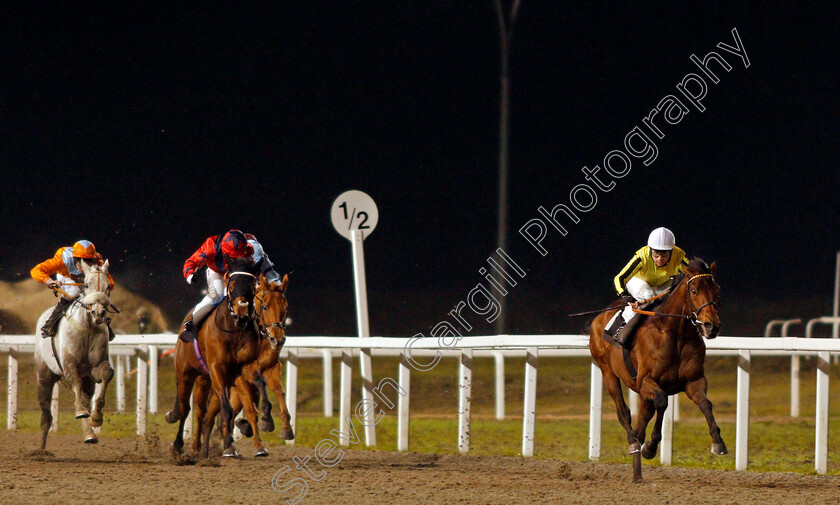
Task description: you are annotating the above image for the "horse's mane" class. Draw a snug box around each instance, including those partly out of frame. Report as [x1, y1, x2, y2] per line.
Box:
[670, 256, 710, 286]
[687, 257, 711, 273]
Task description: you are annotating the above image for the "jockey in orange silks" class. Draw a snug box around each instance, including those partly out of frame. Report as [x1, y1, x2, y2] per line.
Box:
[31, 240, 116, 340]
[179, 229, 281, 342]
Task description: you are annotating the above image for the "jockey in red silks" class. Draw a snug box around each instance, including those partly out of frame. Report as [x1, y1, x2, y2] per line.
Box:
[178, 229, 281, 342]
[30, 240, 117, 340]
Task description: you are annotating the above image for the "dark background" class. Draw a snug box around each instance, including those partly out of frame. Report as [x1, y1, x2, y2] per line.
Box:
[2, 2, 838, 336]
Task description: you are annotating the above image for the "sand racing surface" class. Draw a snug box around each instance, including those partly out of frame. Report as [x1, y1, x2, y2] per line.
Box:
[1, 431, 838, 505]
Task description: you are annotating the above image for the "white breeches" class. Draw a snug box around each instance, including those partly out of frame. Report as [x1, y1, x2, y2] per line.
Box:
[192, 269, 227, 324]
[56, 273, 81, 298]
[621, 277, 671, 323]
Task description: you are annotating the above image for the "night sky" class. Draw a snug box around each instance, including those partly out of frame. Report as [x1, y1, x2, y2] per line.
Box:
[2, 3, 838, 336]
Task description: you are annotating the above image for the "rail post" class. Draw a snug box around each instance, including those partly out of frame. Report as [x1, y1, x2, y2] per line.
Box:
[522, 347, 538, 457]
[397, 352, 411, 451]
[458, 349, 473, 454]
[286, 349, 299, 446]
[735, 349, 750, 471]
[588, 361, 602, 460]
[7, 350, 18, 430]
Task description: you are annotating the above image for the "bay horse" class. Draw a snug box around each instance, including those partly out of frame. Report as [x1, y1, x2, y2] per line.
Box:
[34, 260, 115, 448]
[191, 274, 294, 457]
[589, 258, 727, 482]
[166, 261, 261, 458]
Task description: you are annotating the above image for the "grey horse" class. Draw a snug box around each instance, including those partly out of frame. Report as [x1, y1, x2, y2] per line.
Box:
[34, 260, 115, 448]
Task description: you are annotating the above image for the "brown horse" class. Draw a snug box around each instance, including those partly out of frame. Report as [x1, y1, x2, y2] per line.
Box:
[589, 257, 727, 482]
[192, 274, 294, 457]
[166, 262, 261, 458]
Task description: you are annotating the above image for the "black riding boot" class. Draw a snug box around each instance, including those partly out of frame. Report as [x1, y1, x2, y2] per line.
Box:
[615, 313, 643, 349]
[41, 297, 73, 338]
[178, 318, 196, 343]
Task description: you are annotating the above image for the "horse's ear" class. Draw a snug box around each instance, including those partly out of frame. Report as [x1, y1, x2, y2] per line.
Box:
[279, 274, 290, 292]
[709, 261, 717, 276]
[260, 275, 270, 292]
[102, 259, 110, 273]
[681, 264, 692, 277]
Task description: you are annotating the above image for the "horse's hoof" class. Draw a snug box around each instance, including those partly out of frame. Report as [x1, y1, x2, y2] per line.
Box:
[641, 442, 658, 460]
[279, 428, 295, 441]
[84, 435, 98, 444]
[711, 442, 729, 455]
[171, 443, 183, 456]
[235, 419, 254, 438]
[628, 442, 641, 454]
[90, 413, 103, 428]
[165, 411, 180, 424]
[259, 418, 275, 433]
[222, 447, 240, 459]
[75, 409, 90, 419]
[254, 447, 270, 458]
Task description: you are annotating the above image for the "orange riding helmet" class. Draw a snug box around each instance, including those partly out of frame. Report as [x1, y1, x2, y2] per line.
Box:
[72, 240, 97, 259]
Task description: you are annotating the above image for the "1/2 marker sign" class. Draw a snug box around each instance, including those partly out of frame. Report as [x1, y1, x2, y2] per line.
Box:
[331, 190, 379, 240]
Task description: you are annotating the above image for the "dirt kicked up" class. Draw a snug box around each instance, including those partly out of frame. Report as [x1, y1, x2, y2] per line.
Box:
[2, 430, 837, 505]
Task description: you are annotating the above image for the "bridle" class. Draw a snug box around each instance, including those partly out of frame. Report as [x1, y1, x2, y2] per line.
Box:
[685, 273, 719, 328]
[79, 269, 115, 316]
[255, 288, 287, 347]
[224, 270, 257, 318]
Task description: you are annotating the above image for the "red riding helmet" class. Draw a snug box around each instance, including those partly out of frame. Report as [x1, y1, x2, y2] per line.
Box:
[221, 230, 254, 259]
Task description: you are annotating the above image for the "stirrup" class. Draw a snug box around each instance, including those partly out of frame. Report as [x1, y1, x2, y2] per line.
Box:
[178, 319, 195, 342]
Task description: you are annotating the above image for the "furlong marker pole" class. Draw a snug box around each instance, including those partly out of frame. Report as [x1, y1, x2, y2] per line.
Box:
[351, 229, 376, 446]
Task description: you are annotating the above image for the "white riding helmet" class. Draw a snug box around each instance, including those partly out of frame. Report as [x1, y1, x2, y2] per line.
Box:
[647, 227, 675, 251]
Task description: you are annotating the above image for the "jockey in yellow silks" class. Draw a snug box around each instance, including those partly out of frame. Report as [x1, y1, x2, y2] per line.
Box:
[605, 227, 689, 347]
[31, 240, 116, 340]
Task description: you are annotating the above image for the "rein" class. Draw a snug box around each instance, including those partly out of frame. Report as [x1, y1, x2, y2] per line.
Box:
[632, 273, 718, 329]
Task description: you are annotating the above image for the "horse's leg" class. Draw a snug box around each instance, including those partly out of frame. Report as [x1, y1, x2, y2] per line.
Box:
[191, 376, 211, 455]
[637, 377, 668, 460]
[36, 367, 60, 451]
[209, 364, 238, 458]
[230, 383, 254, 438]
[89, 359, 114, 428]
[600, 366, 642, 482]
[265, 363, 294, 440]
[685, 376, 728, 455]
[253, 371, 275, 433]
[601, 367, 638, 447]
[63, 357, 90, 419]
[80, 377, 98, 444]
[235, 376, 268, 457]
[169, 369, 198, 456]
